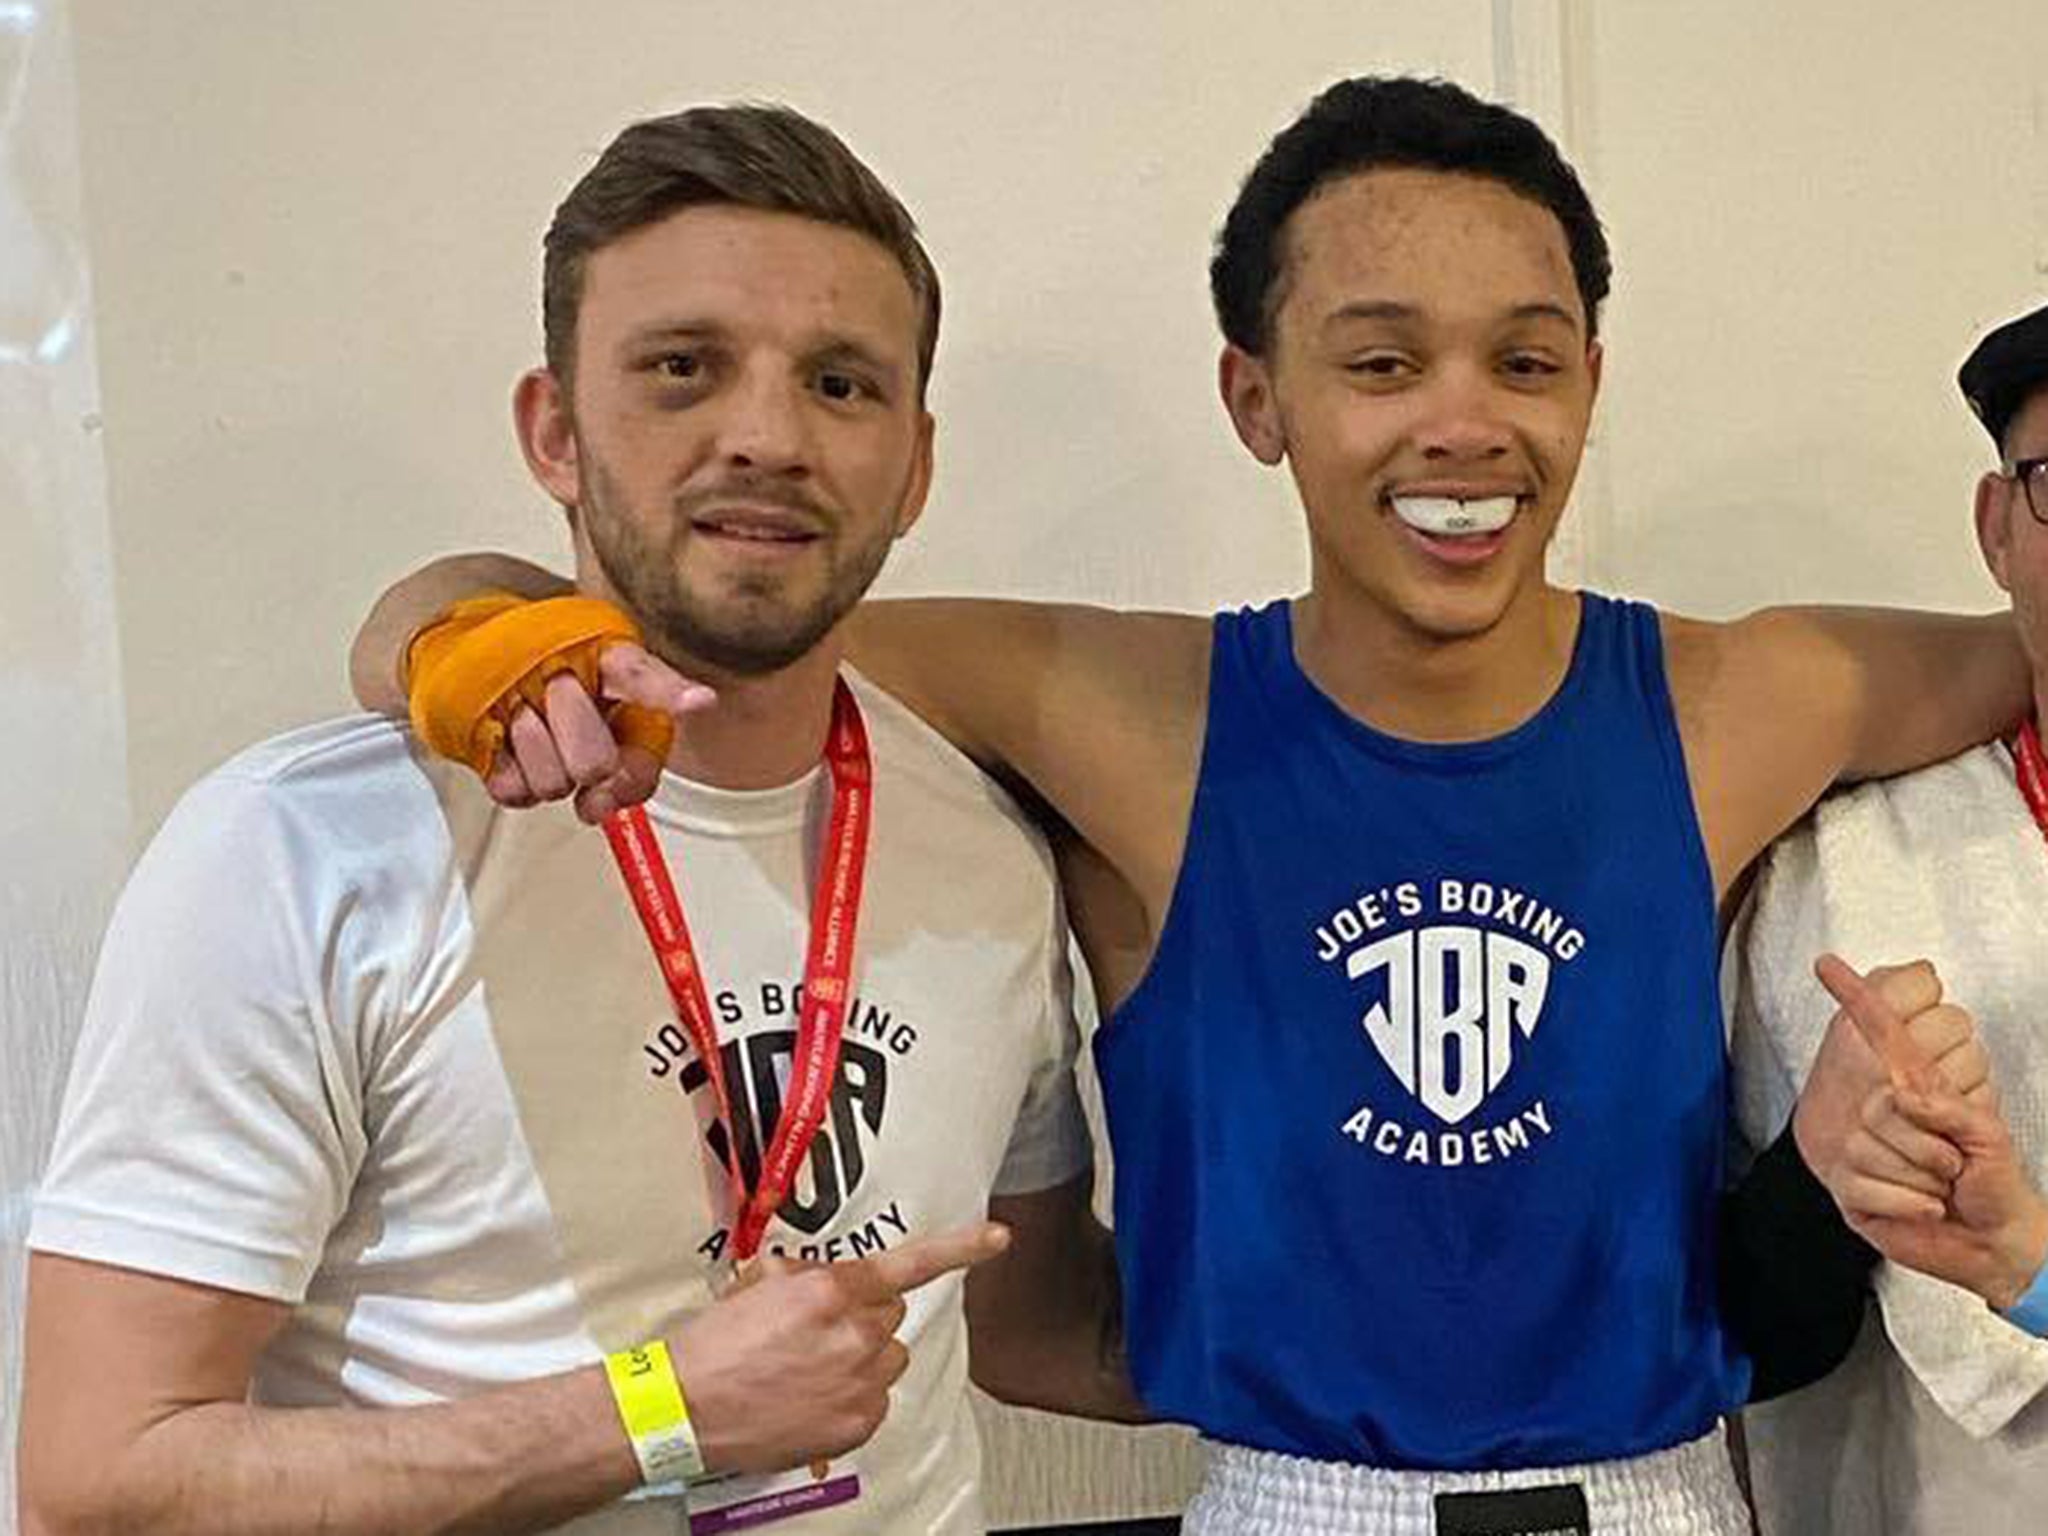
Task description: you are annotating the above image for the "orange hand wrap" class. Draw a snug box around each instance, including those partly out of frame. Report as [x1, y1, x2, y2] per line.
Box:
[405, 593, 676, 776]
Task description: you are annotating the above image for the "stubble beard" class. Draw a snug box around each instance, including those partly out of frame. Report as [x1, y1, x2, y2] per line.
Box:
[580, 457, 895, 679]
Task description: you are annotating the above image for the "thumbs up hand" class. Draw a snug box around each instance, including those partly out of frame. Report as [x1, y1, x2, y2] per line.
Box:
[1789, 955, 2048, 1311]
[1792, 956, 1990, 1190]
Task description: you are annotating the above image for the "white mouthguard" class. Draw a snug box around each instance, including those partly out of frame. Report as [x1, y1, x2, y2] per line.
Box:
[1390, 495, 1517, 536]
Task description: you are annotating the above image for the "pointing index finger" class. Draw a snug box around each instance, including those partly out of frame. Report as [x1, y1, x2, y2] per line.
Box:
[1816, 952, 1938, 1095]
[852, 1222, 1012, 1299]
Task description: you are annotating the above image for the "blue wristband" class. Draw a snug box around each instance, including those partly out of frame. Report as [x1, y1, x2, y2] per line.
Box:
[2002, 1255, 2048, 1338]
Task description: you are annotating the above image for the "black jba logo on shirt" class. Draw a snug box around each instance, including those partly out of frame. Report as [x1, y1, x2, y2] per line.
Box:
[1434, 1483, 1590, 1536]
[644, 999, 914, 1234]
[684, 1030, 890, 1232]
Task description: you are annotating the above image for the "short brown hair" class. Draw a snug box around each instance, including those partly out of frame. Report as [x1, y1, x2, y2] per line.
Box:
[542, 103, 941, 394]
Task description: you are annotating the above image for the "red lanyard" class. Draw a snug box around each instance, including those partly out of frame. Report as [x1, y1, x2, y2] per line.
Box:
[603, 679, 873, 1262]
[2016, 718, 2048, 848]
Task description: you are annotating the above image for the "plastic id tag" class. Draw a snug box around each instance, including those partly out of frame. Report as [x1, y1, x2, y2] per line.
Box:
[683, 1462, 862, 1533]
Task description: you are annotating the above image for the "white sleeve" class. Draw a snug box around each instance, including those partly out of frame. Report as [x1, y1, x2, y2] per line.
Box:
[989, 895, 1092, 1199]
[28, 768, 369, 1303]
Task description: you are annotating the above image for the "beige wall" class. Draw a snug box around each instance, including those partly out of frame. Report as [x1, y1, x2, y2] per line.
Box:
[1585, 0, 2048, 613]
[73, 0, 2048, 839]
[72, 0, 1505, 839]
[6, 1, 2046, 1529]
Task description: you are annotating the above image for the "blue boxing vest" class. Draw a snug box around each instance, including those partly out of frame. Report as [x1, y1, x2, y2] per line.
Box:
[1095, 594, 1750, 1469]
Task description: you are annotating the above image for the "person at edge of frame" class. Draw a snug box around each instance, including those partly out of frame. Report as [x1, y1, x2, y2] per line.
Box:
[1731, 301, 2048, 1536]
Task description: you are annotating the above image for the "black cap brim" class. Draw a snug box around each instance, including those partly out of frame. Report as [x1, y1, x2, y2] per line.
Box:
[1960, 302, 2048, 451]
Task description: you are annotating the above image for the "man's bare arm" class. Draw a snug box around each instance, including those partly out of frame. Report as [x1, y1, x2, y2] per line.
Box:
[964, 1176, 1148, 1424]
[1785, 608, 2025, 780]
[847, 600, 1208, 928]
[349, 552, 570, 715]
[18, 1255, 635, 1536]
[1669, 607, 2027, 897]
[350, 566, 1207, 939]
[21, 1229, 1002, 1536]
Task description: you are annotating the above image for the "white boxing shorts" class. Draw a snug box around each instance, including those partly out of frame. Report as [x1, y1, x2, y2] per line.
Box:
[1181, 1427, 1751, 1536]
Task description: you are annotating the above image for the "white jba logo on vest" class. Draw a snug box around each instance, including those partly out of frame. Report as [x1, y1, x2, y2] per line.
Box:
[1353, 926, 1549, 1124]
[1314, 878, 1587, 1167]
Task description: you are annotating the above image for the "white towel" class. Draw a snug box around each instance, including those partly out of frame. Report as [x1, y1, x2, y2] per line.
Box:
[1731, 742, 2048, 1439]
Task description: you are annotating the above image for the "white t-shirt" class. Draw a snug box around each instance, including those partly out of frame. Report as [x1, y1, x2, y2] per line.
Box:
[31, 671, 1090, 1536]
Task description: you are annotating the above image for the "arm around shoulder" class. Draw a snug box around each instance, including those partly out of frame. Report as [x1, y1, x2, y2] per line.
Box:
[846, 599, 1209, 913]
[349, 552, 572, 717]
[1782, 606, 2024, 781]
[1668, 607, 2026, 894]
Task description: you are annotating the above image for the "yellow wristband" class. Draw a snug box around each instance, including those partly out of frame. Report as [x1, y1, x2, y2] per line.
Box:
[603, 1340, 706, 1488]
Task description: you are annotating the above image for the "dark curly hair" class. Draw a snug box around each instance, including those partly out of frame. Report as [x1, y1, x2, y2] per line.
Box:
[1211, 76, 1611, 356]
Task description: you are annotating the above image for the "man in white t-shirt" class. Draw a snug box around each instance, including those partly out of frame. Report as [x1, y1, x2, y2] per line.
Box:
[19, 104, 1135, 1536]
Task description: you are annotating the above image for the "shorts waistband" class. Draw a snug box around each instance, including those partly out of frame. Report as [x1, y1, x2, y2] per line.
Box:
[1181, 1428, 1752, 1536]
